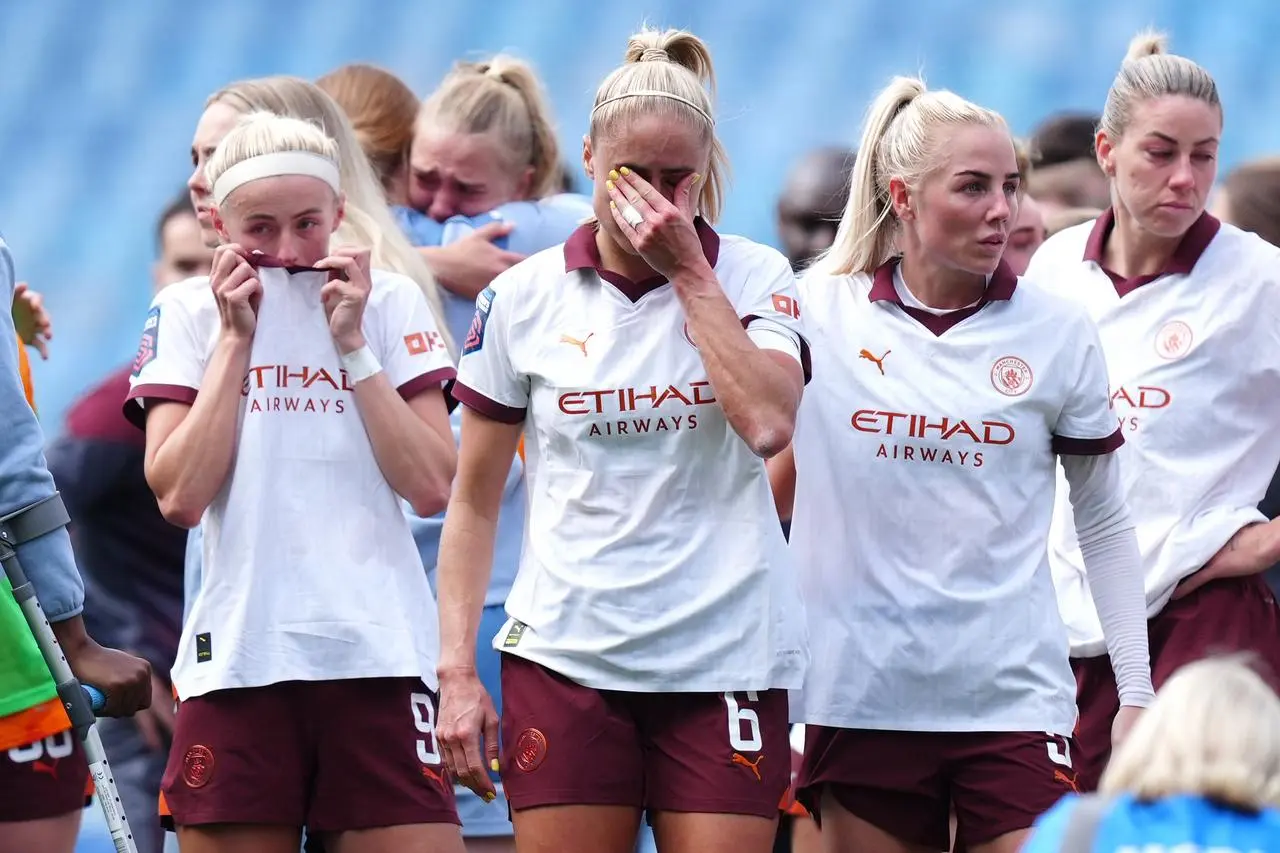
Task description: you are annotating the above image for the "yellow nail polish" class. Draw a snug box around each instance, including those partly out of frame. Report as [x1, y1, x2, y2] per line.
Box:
[606, 179, 615, 191]
[490, 759, 500, 772]
[610, 200, 617, 209]
[619, 166, 631, 176]
[484, 791, 496, 803]
[692, 173, 701, 183]
[608, 169, 620, 181]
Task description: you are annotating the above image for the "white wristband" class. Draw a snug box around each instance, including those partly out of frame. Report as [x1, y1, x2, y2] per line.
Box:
[340, 344, 382, 384]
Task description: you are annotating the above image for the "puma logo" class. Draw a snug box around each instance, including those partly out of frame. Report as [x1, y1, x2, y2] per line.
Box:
[859, 348, 891, 375]
[420, 765, 446, 785]
[1054, 768, 1080, 793]
[560, 332, 594, 357]
[731, 752, 764, 781]
[32, 759, 58, 780]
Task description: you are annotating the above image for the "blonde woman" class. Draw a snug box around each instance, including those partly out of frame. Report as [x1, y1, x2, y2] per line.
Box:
[188, 75, 454, 356]
[1027, 31, 1280, 793]
[1022, 656, 1280, 851]
[406, 55, 592, 334]
[770, 75, 1153, 853]
[435, 25, 809, 853]
[178, 71, 462, 679]
[127, 112, 461, 853]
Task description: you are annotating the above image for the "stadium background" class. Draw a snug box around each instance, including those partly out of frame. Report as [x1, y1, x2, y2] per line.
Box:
[0, 0, 1274, 849]
[6, 0, 1280, 430]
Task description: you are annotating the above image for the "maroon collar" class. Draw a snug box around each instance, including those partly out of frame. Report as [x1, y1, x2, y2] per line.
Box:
[564, 218, 721, 303]
[1082, 208, 1220, 297]
[868, 256, 1017, 337]
[246, 252, 319, 275]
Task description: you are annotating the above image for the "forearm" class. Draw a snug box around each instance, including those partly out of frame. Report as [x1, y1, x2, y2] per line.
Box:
[51, 614, 93, 654]
[1082, 525, 1155, 706]
[418, 246, 486, 300]
[436, 502, 499, 674]
[1219, 519, 1280, 574]
[350, 372, 456, 517]
[1063, 453, 1154, 707]
[674, 270, 800, 457]
[148, 336, 251, 526]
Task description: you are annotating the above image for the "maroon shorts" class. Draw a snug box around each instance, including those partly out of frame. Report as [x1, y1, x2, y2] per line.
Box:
[1073, 573, 1280, 791]
[161, 677, 459, 832]
[796, 727, 1079, 849]
[0, 729, 92, 821]
[499, 654, 789, 817]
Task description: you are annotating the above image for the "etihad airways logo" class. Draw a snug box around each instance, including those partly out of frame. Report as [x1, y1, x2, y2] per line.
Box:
[1111, 384, 1172, 434]
[852, 409, 1014, 468]
[242, 364, 353, 414]
[559, 381, 717, 437]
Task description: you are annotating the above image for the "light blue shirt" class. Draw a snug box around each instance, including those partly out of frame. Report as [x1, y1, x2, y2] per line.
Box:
[392, 194, 593, 348]
[1023, 793, 1280, 853]
[0, 234, 83, 620]
[410, 410, 525, 607]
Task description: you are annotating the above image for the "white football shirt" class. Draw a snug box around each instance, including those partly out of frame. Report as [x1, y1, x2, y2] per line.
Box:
[791, 258, 1121, 734]
[125, 263, 456, 699]
[1028, 212, 1280, 657]
[453, 220, 810, 693]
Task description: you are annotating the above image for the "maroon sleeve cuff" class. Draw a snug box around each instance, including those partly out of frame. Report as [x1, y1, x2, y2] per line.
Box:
[122, 383, 198, 430]
[396, 366, 457, 402]
[741, 314, 812, 385]
[1053, 427, 1125, 456]
[450, 382, 526, 424]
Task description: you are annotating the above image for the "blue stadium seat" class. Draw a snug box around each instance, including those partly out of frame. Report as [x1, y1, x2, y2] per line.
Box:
[1, 0, 1277, 440]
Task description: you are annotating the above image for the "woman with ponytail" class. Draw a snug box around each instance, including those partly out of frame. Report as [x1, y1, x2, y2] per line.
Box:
[405, 55, 593, 333]
[1027, 30, 1280, 794]
[434, 26, 809, 853]
[771, 75, 1153, 853]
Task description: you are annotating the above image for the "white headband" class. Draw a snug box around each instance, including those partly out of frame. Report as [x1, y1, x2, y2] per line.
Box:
[212, 151, 341, 206]
[591, 90, 714, 127]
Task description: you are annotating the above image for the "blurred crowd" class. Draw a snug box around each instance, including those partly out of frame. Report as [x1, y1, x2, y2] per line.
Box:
[8, 31, 1280, 853]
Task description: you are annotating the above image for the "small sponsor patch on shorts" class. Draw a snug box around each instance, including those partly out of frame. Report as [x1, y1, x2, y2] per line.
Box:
[502, 621, 526, 648]
[195, 632, 212, 663]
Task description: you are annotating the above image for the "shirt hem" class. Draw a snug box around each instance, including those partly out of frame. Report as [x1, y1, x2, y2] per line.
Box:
[494, 646, 803, 693]
[797, 714, 1077, 737]
[173, 665, 437, 701]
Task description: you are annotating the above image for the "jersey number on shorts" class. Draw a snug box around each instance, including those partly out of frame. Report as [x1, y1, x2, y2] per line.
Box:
[1045, 732, 1073, 768]
[724, 691, 763, 752]
[410, 693, 442, 766]
[7, 731, 74, 764]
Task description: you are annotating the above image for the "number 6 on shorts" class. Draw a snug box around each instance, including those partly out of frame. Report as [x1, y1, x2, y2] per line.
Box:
[411, 693, 442, 766]
[724, 691, 763, 752]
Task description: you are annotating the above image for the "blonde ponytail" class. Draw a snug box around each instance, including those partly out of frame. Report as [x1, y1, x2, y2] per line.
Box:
[418, 56, 562, 200]
[815, 76, 1009, 277]
[814, 77, 923, 276]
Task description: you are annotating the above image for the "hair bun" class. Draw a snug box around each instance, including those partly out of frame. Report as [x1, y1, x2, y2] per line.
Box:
[1124, 29, 1168, 63]
[638, 47, 669, 62]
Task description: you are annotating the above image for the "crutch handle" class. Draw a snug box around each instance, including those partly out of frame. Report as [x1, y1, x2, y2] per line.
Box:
[83, 684, 106, 714]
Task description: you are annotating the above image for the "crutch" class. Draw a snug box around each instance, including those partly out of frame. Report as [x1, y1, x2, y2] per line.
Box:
[1, 493, 138, 853]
